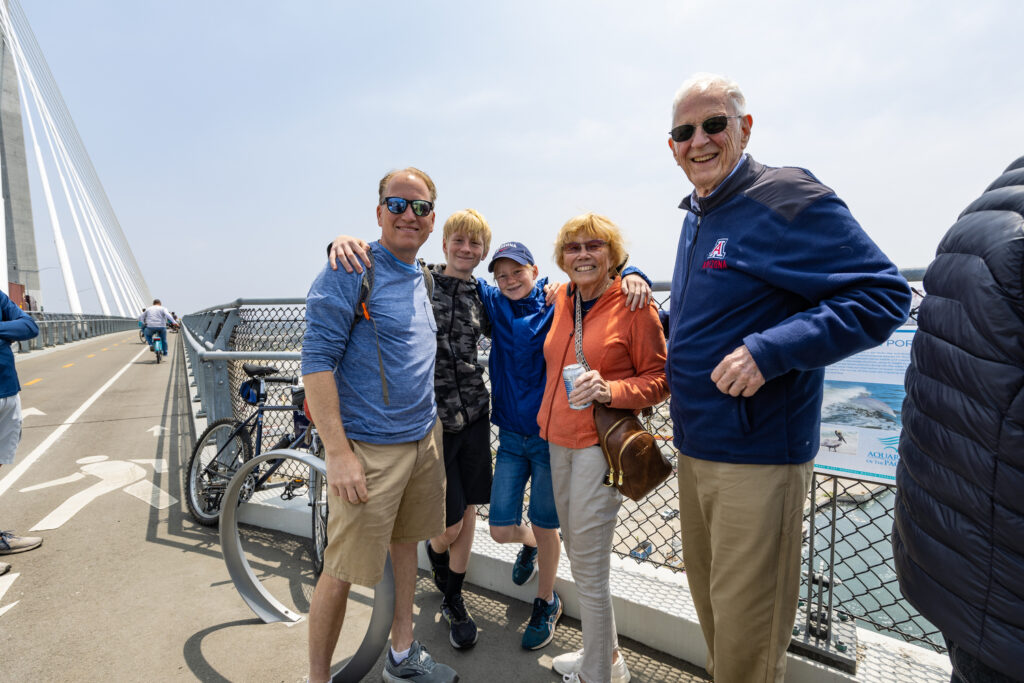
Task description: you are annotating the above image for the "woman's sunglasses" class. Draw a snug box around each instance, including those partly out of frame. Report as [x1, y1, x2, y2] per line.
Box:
[669, 115, 742, 143]
[382, 197, 434, 217]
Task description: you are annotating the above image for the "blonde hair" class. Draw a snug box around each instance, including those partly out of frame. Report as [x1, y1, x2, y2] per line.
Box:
[377, 166, 437, 203]
[443, 209, 492, 253]
[553, 212, 627, 274]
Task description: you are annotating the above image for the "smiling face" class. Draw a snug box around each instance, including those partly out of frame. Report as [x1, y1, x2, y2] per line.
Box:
[491, 258, 538, 301]
[669, 87, 752, 197]
[562, 233, 612, 299]
[442, 232, 486, 280]
[376, 173, 435, 263]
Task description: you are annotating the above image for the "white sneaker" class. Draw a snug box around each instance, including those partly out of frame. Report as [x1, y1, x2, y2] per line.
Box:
[552, 648, 631, 683]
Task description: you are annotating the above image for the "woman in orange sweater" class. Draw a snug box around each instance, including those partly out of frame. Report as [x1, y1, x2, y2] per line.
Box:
[538, 213, 668, 683]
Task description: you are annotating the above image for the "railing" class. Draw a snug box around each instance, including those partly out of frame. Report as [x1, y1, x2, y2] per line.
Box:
[182, 275, 941, 665]
[16, 311, 138, 352]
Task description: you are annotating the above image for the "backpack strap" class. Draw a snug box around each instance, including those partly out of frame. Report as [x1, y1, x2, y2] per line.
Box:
[347, 252, 434, 408]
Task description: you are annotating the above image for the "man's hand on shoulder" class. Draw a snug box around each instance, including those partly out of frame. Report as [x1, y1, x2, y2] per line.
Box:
[329, 236, 372, 273]
[711, 345, 765, 397]
[326, 444, 369, 504]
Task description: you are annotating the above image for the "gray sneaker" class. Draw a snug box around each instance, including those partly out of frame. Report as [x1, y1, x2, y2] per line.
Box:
[383, 640, 458, 682]
[0, 531, 42, 555]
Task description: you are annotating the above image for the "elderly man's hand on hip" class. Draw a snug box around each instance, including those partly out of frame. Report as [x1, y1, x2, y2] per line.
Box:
[711, 345, 765, 397]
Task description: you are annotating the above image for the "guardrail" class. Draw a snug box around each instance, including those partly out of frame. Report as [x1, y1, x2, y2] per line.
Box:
[16, 311, 139, 352]
[182, 272, 941, 668]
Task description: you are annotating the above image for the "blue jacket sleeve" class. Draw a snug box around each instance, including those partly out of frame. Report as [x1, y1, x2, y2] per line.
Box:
[742, 196, 912, 380]
[620, 265, 652, 288]
[0, 293, 39, 342]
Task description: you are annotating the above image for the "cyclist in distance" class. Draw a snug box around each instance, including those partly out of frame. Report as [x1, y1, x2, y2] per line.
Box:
[138, 299, 175, 357]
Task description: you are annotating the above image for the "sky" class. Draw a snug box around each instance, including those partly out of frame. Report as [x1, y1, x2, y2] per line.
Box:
[16, 0, 1024, 315]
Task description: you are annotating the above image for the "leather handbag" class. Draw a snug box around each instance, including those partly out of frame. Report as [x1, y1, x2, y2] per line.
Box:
[572, 288, 672, 502]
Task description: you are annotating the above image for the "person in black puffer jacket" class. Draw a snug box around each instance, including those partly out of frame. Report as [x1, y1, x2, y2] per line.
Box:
[893, 156, 1024, 683]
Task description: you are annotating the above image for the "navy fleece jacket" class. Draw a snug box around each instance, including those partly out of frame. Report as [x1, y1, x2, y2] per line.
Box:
[668, 156, 911, 464]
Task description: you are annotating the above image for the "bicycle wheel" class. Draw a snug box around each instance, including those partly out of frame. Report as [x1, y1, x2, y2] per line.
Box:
[186, 418, 252, 526]
[138, 328, 145, 343]
[310, 442, 328, 576]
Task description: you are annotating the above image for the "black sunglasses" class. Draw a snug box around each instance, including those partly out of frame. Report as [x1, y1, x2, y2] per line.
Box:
[382, 196, 434, 217]
[669, 115, 742, 143]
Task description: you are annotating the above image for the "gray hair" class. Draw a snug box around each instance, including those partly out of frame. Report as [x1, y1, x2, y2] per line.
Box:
[671, 72, 747, 120]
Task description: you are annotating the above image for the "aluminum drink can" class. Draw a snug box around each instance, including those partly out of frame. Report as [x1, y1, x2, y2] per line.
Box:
[562, 363, 591, 410]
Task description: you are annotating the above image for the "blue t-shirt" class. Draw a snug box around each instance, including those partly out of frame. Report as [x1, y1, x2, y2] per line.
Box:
[302, 242, 437, 443]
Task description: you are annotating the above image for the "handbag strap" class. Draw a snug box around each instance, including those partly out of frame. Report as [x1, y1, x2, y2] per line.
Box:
[573, 287, 592, 371]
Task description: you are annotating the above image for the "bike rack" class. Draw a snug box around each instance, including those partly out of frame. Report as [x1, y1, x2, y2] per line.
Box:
[219, 449, 396, 682]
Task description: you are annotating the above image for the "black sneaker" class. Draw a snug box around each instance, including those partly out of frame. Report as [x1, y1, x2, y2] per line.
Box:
[440, 593, 478, 649]
[425, 540, 450, 593]
[512, 544, 538, 585]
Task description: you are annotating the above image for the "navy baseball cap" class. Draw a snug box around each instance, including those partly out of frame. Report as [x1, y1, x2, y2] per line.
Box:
[488, 241, 535, 272]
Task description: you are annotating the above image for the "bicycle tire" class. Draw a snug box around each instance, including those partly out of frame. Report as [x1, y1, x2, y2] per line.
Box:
[186, 418, 252, 526]
[310, 442, 328, 576]
[138, 328, 145, 343]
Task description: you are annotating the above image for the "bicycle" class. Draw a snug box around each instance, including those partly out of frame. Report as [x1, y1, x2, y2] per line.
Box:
[152, 331, 164, 363]
[185, 365, 325, 556]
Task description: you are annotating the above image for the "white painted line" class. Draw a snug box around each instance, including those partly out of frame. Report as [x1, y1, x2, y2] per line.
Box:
[0, 572, 18, 603]
[21, 407, 45, 418]
[0, 348, 148, 500]
[77, 455, 108, 465]
[19, 472, 86, 491]
[146, 425, 167, 437]
[0, 600, 18, 618]
[122, 480, 177, 509]
[130, 458, 168, 473]
[30, 461, 146, 531]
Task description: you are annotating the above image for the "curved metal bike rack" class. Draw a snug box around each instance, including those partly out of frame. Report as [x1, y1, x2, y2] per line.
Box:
[219, 449, 396, 682]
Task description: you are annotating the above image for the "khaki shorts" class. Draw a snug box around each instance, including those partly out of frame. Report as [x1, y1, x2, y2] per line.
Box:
[323, 420, 445, 587]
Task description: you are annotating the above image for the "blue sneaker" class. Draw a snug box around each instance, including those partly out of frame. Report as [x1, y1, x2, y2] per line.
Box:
[383, 640, 458, 682]
[521, 591, 562, 650]
[512, 544, 537, 585]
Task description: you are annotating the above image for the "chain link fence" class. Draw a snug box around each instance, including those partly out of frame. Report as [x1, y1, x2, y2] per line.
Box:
[183, 279, 941, 653]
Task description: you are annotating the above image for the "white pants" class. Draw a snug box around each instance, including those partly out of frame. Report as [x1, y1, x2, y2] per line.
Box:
[549, 443, 621, 683]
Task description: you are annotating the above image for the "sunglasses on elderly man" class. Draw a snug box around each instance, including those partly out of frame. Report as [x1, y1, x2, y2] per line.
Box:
[382, 196, 434, 217]
[668, 115, 743, 143]
[563, 239, 608, 254]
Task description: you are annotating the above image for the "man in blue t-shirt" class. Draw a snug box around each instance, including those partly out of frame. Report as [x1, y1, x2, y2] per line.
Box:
[302, 167, 456, 683]
[0, 289, 41, 576]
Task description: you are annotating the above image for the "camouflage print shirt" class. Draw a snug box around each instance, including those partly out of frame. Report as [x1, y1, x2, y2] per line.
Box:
[429, 264, 491, 432]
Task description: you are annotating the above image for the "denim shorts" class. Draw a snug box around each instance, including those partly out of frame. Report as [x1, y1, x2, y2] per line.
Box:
[488, 428, 559, 530]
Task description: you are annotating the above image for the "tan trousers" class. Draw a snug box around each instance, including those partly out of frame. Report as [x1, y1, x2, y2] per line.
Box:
[677, 455, 813, 683]
[549, 443, 622, 683]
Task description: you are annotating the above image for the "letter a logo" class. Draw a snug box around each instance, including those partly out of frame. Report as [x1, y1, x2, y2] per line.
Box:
[707, 238, 728, 260]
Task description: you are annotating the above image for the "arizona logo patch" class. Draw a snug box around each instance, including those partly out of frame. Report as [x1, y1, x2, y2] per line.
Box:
[702, 238, 729, 269]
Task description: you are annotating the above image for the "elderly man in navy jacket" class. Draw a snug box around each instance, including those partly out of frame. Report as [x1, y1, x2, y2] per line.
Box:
[665, 73, 911, 682]
[893, 157, 1024, 683]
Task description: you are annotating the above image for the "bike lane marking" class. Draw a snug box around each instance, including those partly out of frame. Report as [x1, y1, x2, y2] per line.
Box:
[0, 347, 148, 499]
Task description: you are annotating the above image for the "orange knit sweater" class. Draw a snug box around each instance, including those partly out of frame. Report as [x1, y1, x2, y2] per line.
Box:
[537, 278, 668, 449]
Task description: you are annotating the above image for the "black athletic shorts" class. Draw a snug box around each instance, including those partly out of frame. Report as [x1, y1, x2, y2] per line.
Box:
[441, 413, 493, 527]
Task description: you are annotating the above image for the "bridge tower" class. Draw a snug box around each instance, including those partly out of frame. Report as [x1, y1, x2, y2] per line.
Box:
[0, 15, 39, 310]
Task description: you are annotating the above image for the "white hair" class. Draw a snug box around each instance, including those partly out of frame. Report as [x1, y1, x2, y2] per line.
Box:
[671, 72, 747, 120]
